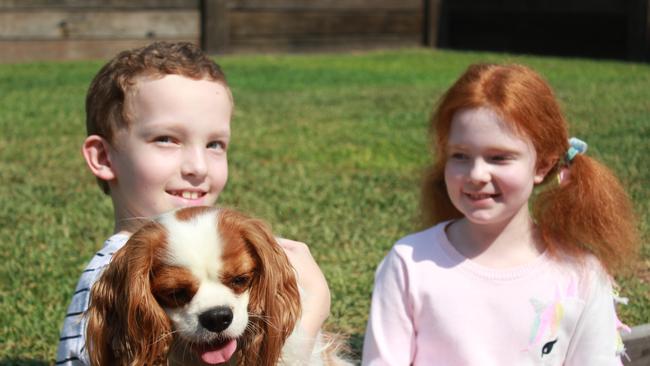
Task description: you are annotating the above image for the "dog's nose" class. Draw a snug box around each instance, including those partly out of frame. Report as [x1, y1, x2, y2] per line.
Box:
[198, 306, 233, 333]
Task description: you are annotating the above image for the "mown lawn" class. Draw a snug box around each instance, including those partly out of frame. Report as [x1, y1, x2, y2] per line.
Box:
[1, 48, 648, 364]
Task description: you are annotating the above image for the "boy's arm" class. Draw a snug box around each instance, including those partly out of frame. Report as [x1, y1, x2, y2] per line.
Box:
[277, 238, 331, 337]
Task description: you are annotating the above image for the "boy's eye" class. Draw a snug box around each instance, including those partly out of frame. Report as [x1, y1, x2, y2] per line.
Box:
[154, 136, 175, 144]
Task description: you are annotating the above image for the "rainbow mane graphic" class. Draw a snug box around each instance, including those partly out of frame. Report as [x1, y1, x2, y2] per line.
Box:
[527, 280, 577, 353]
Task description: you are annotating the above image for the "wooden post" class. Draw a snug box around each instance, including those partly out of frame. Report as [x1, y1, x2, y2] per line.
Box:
[201, 0, 229, 54]
[423, 0, 442, 47]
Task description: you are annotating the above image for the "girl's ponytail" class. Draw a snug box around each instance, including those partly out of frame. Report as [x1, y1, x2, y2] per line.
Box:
[533, 152, 639, 275]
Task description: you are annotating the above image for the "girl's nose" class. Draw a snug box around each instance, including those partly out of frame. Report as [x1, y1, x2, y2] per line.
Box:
[468, 158, 490, 183]
[181, 147, 208, 178]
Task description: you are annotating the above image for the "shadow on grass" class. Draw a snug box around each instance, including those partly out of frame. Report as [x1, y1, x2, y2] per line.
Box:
[346, 332, 365, 363]
[0, 336, 368, 366]
[0, 360, 49, 366]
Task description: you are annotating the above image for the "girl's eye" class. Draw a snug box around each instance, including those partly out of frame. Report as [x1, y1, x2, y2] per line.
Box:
[450, 153, 468, 160]
[491, 155, 513, 162]
[207, 141, 226, 151]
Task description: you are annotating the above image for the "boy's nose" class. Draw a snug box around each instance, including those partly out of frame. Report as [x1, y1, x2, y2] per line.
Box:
[181, 147, 208, 178]
[468, 158, 490, 183]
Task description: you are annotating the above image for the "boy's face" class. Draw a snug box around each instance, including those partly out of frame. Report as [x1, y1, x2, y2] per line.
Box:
[108, 75, 232, 227]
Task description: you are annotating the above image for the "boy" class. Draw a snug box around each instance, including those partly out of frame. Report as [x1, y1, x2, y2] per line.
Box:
[56, 42, 330, 365]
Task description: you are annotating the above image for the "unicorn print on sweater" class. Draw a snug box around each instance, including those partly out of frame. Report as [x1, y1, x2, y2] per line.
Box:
[527, 280, 578, 358]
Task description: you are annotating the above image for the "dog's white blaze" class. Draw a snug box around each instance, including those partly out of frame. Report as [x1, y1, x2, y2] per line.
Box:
[160, 209, 223, 282]
[159, 208, 251, 340]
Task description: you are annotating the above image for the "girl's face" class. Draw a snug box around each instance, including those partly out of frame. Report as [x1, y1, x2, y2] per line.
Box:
[444, 107, 547, 226]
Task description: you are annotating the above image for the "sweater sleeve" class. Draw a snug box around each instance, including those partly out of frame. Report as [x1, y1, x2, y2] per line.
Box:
[564, 266, 625, 366]
[362, 247, 416, 366]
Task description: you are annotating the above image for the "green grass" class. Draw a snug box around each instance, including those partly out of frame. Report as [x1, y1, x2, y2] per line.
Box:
[1, 48, 648, 364]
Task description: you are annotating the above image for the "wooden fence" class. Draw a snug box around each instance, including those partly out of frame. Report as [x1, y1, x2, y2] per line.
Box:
[1, 0, 647, 62]
[0, 0, 427, 62]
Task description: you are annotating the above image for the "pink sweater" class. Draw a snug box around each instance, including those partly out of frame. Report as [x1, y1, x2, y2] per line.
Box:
[362, 222, 626, 366]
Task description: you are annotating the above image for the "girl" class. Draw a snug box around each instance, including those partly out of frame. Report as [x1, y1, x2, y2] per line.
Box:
[362, 63, 638, 365]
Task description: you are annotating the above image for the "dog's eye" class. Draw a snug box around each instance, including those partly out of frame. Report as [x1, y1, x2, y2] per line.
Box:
[170, 288, 192, 303]
[229, 275, 251, 289]
[156, 288, 194, 308]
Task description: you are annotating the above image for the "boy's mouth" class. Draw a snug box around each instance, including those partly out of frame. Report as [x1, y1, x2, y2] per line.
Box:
[168, 190, 207, 200]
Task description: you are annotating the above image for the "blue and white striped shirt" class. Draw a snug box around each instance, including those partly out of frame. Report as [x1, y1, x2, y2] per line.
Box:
[55, 233, 129, 365]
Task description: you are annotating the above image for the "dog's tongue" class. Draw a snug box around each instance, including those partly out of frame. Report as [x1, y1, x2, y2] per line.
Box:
[200, 339, 237, 365]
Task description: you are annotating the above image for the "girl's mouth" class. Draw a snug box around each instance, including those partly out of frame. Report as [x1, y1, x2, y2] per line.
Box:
[464, 192, 499, 200]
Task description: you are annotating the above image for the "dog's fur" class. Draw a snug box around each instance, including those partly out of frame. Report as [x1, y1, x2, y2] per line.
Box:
[86, 206, 349, 366]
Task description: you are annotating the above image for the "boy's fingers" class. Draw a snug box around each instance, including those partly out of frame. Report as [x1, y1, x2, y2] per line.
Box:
[276, 237, 331, 334]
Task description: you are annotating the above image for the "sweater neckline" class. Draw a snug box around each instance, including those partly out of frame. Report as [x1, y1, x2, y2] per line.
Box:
[436, 221, 550, 281]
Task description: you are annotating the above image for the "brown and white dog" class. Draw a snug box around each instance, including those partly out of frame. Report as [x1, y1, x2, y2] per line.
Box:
[86, 206, 350, 366]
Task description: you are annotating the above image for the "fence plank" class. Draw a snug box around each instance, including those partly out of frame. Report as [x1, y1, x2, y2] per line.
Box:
[0, 10, 199, 40]
[230, 10, 421, 38]
[0, 0, 198, 9]
[0, 38, 198, 63]
[229, 0, 420, 11]
[228, 35, 421, 53]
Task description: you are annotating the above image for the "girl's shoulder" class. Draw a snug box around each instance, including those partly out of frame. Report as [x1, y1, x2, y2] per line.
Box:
[388, 221, 452, 263]
[550, 251, 608, 277]
[546, 251, 613, 300]
[393, 221, 448, 247]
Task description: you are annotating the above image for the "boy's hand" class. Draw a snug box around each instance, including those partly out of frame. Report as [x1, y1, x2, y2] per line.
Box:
[277, 238, 331, 338]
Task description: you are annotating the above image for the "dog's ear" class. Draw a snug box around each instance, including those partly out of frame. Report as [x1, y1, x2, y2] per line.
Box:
[219, 209, 301, 366]
[86, 222, 172, 366]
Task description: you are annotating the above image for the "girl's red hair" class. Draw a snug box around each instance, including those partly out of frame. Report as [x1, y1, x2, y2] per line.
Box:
[421, 63, 638, 275]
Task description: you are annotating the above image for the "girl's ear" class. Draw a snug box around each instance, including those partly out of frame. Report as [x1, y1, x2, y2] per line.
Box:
[534, 159, 556, 184]
[82, 135, 115, 181]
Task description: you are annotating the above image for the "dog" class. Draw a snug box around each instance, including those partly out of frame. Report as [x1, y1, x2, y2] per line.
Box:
[86, 206, 350, 366]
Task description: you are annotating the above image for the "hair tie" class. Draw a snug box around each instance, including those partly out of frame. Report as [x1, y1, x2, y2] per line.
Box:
[565, 137, 588, 163]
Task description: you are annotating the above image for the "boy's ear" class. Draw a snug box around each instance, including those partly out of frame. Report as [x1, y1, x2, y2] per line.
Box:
[82, 135, 116, 181]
